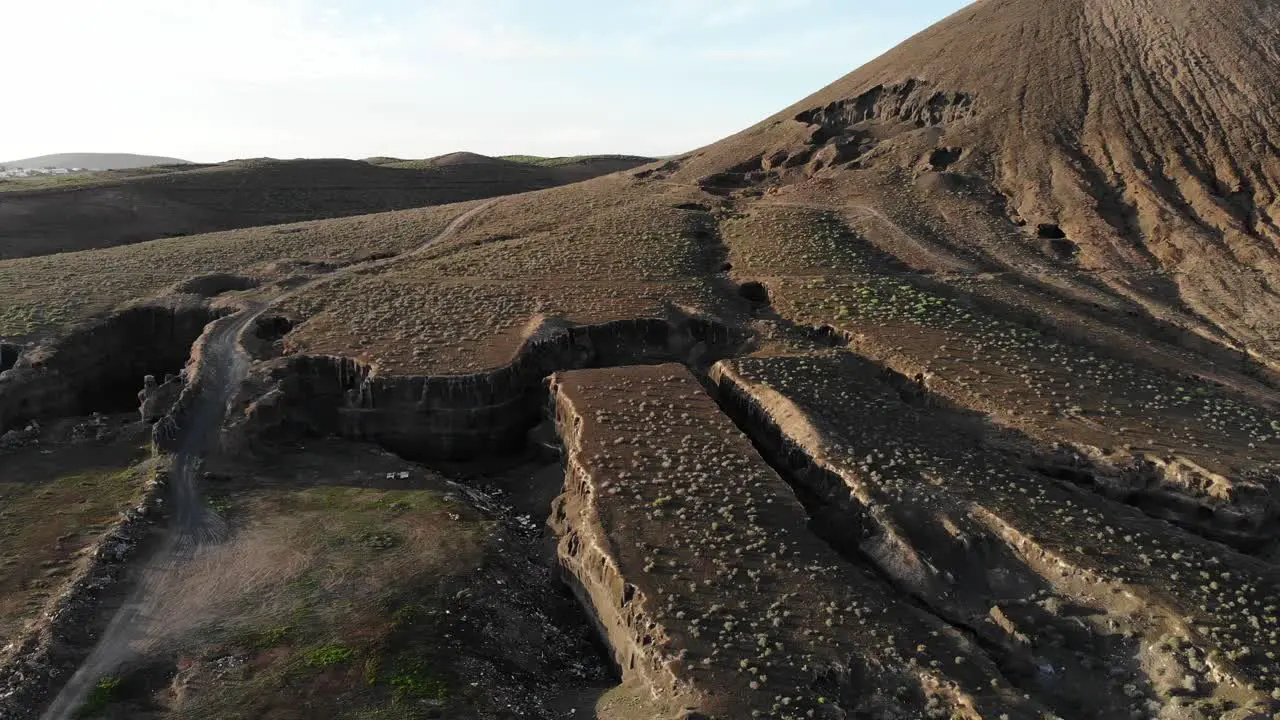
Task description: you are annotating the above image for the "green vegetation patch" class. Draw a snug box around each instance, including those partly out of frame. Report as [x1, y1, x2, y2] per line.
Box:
[304, 644, 355, 667]
[383, 657, 450, 702]
[74, 675, 122, 718]
[206, 492, 233, 517]
[252, 624, 293, 649]
[0, 461, 149, 640]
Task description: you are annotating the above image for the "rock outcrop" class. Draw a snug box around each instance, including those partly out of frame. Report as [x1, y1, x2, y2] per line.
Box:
[232, 316, 744, 460]
[137, 374, 184, 423]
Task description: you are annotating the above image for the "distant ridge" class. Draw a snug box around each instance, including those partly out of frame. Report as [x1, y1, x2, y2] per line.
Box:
[0, 152, 652, 259]
[427, 151, 512, 167]
[365, 152, 656, 170]
[0, 153, 192, 170]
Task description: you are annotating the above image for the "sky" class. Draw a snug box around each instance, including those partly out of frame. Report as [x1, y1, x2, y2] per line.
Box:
[4, 0, 969, 163]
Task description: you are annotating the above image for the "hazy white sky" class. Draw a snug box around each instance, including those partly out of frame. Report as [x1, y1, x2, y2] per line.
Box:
[4, 0, 968, 163]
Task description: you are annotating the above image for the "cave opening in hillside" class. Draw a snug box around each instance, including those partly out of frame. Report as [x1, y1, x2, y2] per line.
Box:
[1047, 237, 1080, 260]
[254, 315, 294, 343]
[0, 307, 221, 432]
[738, 281, 771, 305]
[927, 147, 963, 170]
[0, 343, 20, 373]
[75, 308, 221, 416]
[1036, 223, 1067, 239]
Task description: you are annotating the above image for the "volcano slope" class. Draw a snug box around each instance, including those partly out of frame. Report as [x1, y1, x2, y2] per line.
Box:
[4, 0, 1280, 718]
[0, 153, 651, 260]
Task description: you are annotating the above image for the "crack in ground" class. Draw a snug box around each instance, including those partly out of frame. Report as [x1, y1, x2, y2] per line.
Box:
[685, 365, 1062, 712]
[780, 314, 1280, 558]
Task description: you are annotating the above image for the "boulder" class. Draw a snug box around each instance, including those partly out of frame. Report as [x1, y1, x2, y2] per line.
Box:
[138, 373, 183, 423]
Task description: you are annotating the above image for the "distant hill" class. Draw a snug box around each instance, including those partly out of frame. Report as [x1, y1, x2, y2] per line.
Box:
[0, 153, 192, 170]
[497, 154, 654, 167]
[426, 151, 513, 167]
[0, 153, 653, 259]
[369, 152, 656, 183]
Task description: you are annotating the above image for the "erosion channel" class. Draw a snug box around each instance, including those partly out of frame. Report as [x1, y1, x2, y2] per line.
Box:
[8, 197, 1278, 719]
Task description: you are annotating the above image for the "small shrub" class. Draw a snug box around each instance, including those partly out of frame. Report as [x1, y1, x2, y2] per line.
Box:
[304, 645, 354, 667]
[391, 602, 428, 628]
[385, 659, 449, 702]
[75, 676, 122, 718]
[206, 494, 233, 517]
[254, 625, 293, 649]
[356, 530, 399, 550]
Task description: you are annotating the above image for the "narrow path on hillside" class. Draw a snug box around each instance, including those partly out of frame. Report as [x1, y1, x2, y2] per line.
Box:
[37, 199, 499, 720]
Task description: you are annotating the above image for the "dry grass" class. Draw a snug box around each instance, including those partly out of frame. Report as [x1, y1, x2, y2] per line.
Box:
[417, 197, 710, 282]
[721, 205, 1280, 486]
[0, 166, 210, 194]
[73, 444, 610, 720]
[496, 154, 653, 167]
[0, 161, 667, 344]
[282, 277, 718, 375]
[278, 177, 730, 374]
[0, 428, 150, 657]
[0, 201, 482, 341]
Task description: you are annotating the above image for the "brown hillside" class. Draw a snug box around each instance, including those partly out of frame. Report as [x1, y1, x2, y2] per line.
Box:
[0, 155, 651, 260]
[3, 2, 1280, 719]
[666, 0, 1280, 366]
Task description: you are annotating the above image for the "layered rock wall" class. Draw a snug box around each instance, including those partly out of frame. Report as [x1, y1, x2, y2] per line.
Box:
[0, 304, 219, 433]
[234, 316, 742, 460]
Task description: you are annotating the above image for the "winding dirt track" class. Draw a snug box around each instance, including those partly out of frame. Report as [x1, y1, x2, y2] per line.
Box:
[37, 199, 498, 720]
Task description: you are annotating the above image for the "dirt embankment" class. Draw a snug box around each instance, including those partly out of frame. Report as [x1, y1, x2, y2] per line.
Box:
[0, 303, 222, 435]
[0, 461, 169, 719]
[229, 315, 746, 461]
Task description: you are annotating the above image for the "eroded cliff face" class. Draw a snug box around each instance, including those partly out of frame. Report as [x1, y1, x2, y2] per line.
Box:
[795, 80, 978, 131]
[550, 396, 695, 716]
[705, 354, 1280, 719]
[544, 364, 1038, 720]
[792, 321, 1279, 555]
[0, 303, 220, 433]
[230, 316, 744, 460]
